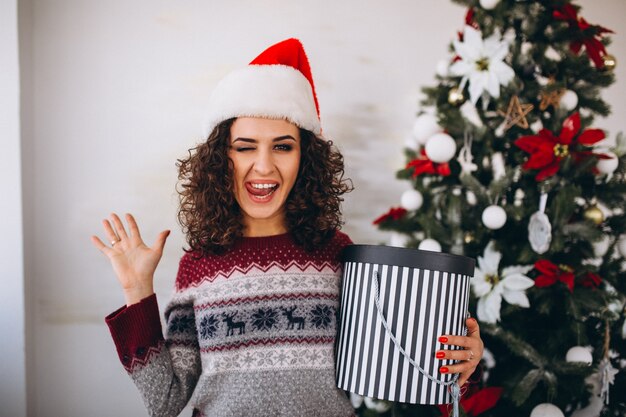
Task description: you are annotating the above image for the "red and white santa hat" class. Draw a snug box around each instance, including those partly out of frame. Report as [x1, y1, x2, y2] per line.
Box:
[203, 38, 321, 137]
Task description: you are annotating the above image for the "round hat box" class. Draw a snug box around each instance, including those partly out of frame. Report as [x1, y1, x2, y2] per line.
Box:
[335, 244, 475, 405]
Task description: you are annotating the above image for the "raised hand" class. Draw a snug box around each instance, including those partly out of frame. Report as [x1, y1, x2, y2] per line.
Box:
[91, 213, 170, 306]
[435, 317, 484, 387]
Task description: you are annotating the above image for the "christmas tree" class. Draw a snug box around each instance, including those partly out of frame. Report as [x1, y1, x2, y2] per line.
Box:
[356, 0, 626, 416]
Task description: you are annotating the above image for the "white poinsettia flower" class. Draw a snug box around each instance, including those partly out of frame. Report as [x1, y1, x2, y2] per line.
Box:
[449, 25, 515, 106]
[471, 241, 534, 323]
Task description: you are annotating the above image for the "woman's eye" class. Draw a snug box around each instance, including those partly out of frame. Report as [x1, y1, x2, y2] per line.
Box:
[275, 144, 293, 151]
[235, 147, 254, 152]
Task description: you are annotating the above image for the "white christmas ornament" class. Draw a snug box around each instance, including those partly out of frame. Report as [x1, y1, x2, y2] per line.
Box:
[528, 193, 552, 254]
[544, 46, 562, 61]
[514, 189, 525, 207]
[560, 89, 578, 111]
[349, 393, 364, 409]
[471, 241, 534, 324]
[425, 133, 457, 163]
[449, 26, 515, 106]
[389, 232, 410, 248]
[566, 346, 593, 365]
[412, 114, 440, 145]
[401, 189, 423, 211]
[460, 101, 484, 127]
[530, 119, 544, 133]
[593, 235, 610, 258]
[363, 397, 391, 413]
[596, 152, 619, 175]
[530, 403, 565, 417]
[482, 205, 507, 230]
[466, 191, 478, 206]
[418, 238, 442, 252]
[491, 152, 506, 180]
[479, 0, 500, 10]
[617, 235, 626, 258]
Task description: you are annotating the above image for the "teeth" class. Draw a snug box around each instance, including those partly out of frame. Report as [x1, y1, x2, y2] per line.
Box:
[251, 183, 277, 189]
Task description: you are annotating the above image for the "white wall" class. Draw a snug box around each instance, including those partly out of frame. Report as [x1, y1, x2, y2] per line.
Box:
[16, 0, 626, 415]
[0, 0, 27, 416]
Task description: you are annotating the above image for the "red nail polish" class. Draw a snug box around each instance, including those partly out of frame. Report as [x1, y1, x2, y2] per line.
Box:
[438, 336, 448, 343]
[436, 352, 445, 359]
[440, 366, 449, 373]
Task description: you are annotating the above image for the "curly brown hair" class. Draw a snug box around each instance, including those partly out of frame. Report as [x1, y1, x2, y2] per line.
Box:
[175, 118, 353, 258]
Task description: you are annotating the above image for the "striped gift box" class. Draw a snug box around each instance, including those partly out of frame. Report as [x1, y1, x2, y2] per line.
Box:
[335, 245, 475, 405]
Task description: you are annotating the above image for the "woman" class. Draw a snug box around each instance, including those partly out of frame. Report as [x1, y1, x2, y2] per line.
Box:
[91, 38, 483, 417]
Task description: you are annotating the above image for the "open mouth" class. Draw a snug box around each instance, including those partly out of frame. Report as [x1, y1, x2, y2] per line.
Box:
[245, 182, 279, 202]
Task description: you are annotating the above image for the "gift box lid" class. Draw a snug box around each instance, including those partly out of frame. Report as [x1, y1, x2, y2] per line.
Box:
[341, 244, 475, 277]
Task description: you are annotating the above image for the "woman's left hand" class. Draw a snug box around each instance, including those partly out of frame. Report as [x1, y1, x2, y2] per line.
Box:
[435, 317, 484, 387]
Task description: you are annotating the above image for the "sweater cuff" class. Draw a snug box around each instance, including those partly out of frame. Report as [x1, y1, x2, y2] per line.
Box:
[105, 293, 164, 370]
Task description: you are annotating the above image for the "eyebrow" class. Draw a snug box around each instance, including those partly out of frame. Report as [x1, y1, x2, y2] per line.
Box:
[232, 135, 297, 143]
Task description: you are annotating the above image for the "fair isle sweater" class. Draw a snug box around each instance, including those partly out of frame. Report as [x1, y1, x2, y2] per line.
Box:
[105, 231, 356, 417]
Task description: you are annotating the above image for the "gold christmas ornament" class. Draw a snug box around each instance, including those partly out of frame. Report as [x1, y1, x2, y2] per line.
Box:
[448, 87, 465, 106]
[584, 205, 604, 225]
[463, 232, 475, 244]
[602, 54, 616, 71]
[539, 88, 566, 111]
[497, 95, 534, 130]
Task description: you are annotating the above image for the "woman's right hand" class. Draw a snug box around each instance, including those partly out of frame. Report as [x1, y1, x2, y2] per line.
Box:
[91, 213, 171, 306]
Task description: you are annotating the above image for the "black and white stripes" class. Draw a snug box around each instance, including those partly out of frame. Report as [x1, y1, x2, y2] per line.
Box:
[335, 246, 474, 405]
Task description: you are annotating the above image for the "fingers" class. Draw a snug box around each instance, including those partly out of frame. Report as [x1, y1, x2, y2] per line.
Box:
[125, 213, 142, 241]
[90, 235, 112, 256]
[151, 230, 171, 254]
[437, 317, 484, 386]
[466, 316, 480, 336]
[102, 218, 120, 245]
[109, 213, 129, 241]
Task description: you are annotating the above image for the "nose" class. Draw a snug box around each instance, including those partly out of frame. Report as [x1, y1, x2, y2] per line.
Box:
[253, 148, 275, 176]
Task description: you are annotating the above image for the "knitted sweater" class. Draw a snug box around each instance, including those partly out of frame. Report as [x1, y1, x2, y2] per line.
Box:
[105, 231, 356, 417]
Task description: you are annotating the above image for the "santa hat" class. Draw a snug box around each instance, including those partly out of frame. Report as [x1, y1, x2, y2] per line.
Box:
[203, 38, 321, 137]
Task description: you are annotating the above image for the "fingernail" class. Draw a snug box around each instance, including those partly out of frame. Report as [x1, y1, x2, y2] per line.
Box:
[436, 351, 445, 359]
[438, 336, 448, 343]
[468, 317, 477, 323]
[440, 366, 449, 373]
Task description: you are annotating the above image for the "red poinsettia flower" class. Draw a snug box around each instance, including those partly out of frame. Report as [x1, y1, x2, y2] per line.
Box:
[514, 112, 606, 181]
[373, 207, 408, 225]
[406, 149, 451, 178]
[553, 4, 614, 68]
[534, 259, 575, 293]
[580, 272, 602, 289]
[437, 387, 504, 416]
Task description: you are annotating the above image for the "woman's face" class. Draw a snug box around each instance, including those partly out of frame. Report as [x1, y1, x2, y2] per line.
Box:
[228, 117, 301, 235]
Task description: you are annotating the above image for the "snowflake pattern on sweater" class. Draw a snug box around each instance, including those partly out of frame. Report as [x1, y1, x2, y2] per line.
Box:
[106, 231, 356, 417]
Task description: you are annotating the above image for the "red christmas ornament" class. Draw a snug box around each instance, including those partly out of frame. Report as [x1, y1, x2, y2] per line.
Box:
[534, 259, 575, 293]
[553, 4, 614, 69]
[514, 112, 606, 181]
[406, 149, 451, 178]
[373, 207, 408, 225]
